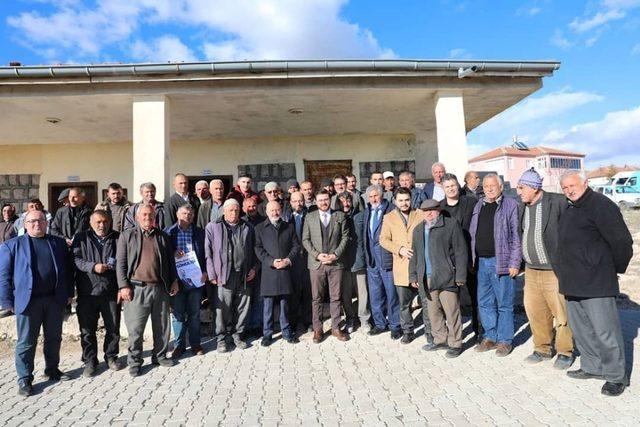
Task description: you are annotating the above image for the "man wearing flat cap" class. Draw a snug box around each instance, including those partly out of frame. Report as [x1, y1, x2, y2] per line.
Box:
[409, 199, 468, 358]
[516, 168, 574, 370]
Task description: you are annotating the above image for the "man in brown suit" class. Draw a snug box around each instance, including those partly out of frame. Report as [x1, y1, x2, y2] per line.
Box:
[302, 190, 350, 343]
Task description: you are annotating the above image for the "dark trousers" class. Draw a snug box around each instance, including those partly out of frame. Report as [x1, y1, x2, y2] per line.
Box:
[76, 294, 120, 365]
[396, 286, 418, 334]
[340, 270, 357, 322]
[263, 295, 292, 339]
[15, 296, 64, 385]
[567, 296, 627, 384]
[247, 277, 264, 330]
[465, 271, 482, 337]
[290, 256, 312, 328]
[310, 264, 343, 331]
[123, 285, 171, 368]
[215, 271, 251, 343]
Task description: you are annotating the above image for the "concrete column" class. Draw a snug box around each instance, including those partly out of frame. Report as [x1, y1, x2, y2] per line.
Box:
[414, 130, 438, 182]
[132, 95, 170, 202]
[434, 91, 468, 179]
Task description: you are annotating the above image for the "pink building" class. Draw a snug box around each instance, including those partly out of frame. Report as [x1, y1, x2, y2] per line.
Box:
[469, 145, 585, 192]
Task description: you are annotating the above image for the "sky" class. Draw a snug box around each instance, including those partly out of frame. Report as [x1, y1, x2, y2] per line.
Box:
[1, 0, 639, 169]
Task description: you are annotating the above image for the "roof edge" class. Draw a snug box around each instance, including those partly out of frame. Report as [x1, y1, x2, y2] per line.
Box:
[0, 59, 561, 80]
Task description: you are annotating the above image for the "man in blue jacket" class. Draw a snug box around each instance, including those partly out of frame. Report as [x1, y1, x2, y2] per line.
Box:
[165, 204, 208, 359]
[0, 210, 74, 396]
[363, 184, 400, 339]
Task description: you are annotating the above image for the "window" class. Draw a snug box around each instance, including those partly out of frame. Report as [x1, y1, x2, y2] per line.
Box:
[605, 188, 613, 196]
[550, 157, 581, 170]
[537, 157, 547, 169]
[628, 177, 637, 186]
[508, 158, 514, 170]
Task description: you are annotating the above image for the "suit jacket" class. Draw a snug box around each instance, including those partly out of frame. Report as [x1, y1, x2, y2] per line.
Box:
[196, 198, 224, 229]
[409, 215, 468, 293]
[167, 192, 201, 226]
[379, 209, 423, 286]
[517, 191, 567, 272]
[422, 182, 435, 200]
[301, 209, 349, 270]
[254, 219, 300, 296]
[115, 226, 177, 293]
[50, 203, 92, 241]
[0, 234, 73, 313]
[363, 200, 394, 270]
[124, 202, 168, 231]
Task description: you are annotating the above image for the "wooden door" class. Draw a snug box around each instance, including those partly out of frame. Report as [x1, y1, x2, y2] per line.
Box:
[48, 181, 98, 216]
[304, 160, 352, 191]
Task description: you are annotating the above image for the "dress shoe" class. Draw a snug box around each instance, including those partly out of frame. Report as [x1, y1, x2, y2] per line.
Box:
[286, 336, 300, 344]
[191, 346, 205, 356]
[313, 330, 323, 344]
[566, 369, 603, 380]
[18, 381, 33, 397]
[0, 308, 13, 319]
[367, 326, 387, 336]
[390, 330, 403, 340]
[332, 329, 349, 341]
[157, 358, 175, 367]
[217, 342, 228, 353]
[524, 351, 553, 364]
[495, 343, 512, 357]
[44, 369, 70, 381]
[82, 364, 97, 378]
[400, 333, 415, 344]
[261, 336, 273, 347]
[601, 381, 626, 397]
[445, 347, 462, 358]
[107, 358, 124, 371]
[553, 354, 574, 370]
[128, 366, 141, 377]
[171, 347, 185, 360]
[474, 339, 497, 353]
[422, 342, 448, 352]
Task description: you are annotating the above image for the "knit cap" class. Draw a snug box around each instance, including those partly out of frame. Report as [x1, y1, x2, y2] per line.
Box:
[518, 167, 543, 189]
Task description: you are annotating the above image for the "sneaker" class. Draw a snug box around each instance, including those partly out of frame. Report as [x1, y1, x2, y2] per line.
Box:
[422, 342, 448, 352]
[82, 364, 97, 378]
[107, 359, 123, 371]
[171, 347, 185, 360]
[44, 369, 70, 381]
[157, 358, 175, 368]
[17, 381, 33, 397]
[524, 351, 552, 364]
[367, 326, 387, 336]
[566, 369, 603, 380]
[445, 347, 462, 358]
[217, 342, 228, 353]
[495, 343, 512, 357]
[400, 333, 415, 344]
[345, 320, 355, 334]
[553, 354, 575, 370]
[601, 381, 626, 397]
[474, 339, 497, 353]
[233, 337, 249, 350]
[360, 323, 372, 334]
[128, 366, 141, 377]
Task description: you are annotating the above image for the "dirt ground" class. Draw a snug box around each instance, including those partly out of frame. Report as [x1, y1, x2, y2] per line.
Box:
[618, 209, 640, 309]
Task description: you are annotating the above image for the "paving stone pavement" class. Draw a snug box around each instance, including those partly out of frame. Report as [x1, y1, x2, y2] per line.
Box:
[1, 310, 640, 426]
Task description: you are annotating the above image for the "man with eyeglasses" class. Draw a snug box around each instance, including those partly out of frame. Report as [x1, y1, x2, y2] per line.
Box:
[0, 210, 74, 396]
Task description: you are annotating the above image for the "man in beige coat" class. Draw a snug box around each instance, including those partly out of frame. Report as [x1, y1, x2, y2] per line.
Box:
[380, 188, 427, 344]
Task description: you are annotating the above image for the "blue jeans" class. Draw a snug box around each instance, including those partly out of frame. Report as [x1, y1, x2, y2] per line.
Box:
[367, 266, 400, 332]
[263, 295, 292, 339]
[15, 295, 64, 385]
[477, 257, 515, 344]
[171, 287, 202, 349]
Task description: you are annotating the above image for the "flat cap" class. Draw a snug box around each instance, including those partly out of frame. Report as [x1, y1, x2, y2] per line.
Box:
[419, 199, 441, 211]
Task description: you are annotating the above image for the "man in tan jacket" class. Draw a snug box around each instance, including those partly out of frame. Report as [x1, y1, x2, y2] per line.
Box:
[380, 188, 427, 344]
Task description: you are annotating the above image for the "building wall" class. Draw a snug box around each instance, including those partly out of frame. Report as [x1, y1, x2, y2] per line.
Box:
[0, 133, 422, 209]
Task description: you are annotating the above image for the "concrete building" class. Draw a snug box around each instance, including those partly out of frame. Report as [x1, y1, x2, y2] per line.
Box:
[0, 59, 559, 213]
[469, 145, 585, 192]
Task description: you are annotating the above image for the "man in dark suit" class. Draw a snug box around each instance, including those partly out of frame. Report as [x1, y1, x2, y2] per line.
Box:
[302, 190, 350, 343]
[363, 184, 400, 339]
[50, 187, 92, 246]
[165, 204, 208, 359]
[421, 162, 447, 202]
[167, 173, 201, 226]
[287, 191, 312, 333]
[0, 210, 74, 396]
[117, 205, 179, 377]
[255, 201, 301, 346]
[439, 173, 481, 340]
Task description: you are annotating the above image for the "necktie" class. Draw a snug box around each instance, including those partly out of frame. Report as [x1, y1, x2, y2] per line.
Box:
[322, 212, 329, 227]
[370, 208, 379, 235]
[295, 214, 302, 239]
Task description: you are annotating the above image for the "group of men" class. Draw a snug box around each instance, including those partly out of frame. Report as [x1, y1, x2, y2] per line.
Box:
[0, 164, 633, 398]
